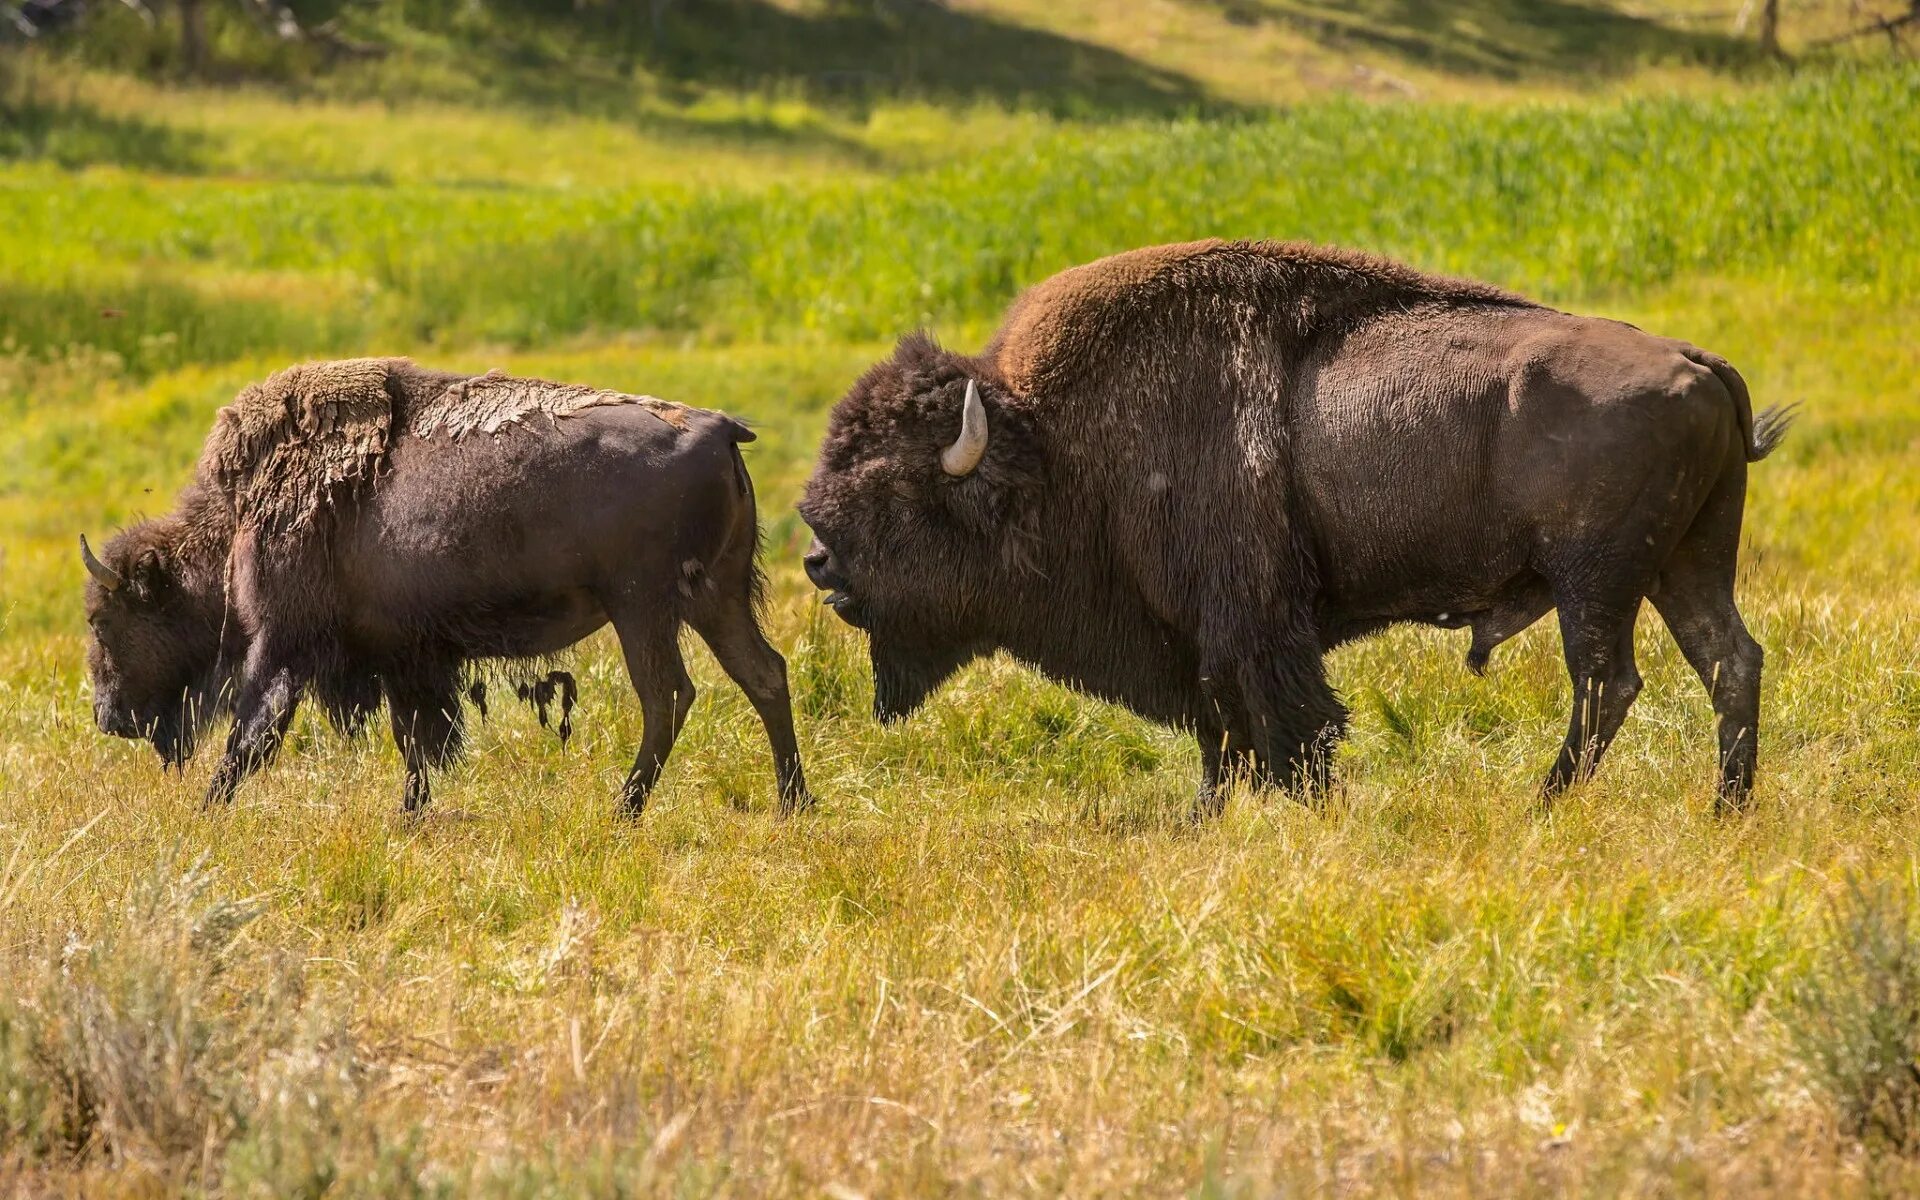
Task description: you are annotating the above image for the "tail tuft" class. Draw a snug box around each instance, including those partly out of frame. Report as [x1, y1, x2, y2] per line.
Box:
[1747, 402, 1798, 462]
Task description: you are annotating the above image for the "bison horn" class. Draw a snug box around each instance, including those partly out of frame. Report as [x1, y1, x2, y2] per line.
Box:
[941, 379, 989, 477]
[80, 534, 123, 592]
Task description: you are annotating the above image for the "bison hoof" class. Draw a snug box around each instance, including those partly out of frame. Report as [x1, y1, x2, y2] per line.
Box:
[400, 770, 432, 815]
[1188, 789, 1228, 823]
[1712, 784, 1755, 818]
[202, 766, 241, 809]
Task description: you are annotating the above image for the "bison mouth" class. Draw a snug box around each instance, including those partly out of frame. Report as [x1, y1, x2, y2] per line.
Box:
[803, 537, 986, 719]
[822, 589, 867, 628]
[148, 710, 197, 770]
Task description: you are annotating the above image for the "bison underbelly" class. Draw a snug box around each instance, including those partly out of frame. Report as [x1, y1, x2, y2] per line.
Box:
[1320, 560, 1529, 627]
[345, 588, 607, 660]
[1317, 570, 1552, 649]
[460, 590, 608, 658]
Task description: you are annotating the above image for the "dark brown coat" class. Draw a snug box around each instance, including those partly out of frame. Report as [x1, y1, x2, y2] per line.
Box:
[800, 240, 1791, 810]
[83, 359, 809, 814]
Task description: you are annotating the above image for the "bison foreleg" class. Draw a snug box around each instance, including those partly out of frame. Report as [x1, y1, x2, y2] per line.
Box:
[1227, 648, 1347, 799]
[204, 646, 307, 808]
[1193, 722, 1246, 819]
[1194, 677, 1308, 817]
[1192, 723, 1279, 819]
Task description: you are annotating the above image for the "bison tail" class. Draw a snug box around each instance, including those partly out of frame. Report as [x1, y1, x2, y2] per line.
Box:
[1748, 402, 1799, 462]
[722, 430, 768, 615]
[1685, 347, 1795, 463]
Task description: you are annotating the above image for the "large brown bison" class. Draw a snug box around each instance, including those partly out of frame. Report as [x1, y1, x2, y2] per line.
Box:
[799, 240, 1792, 812]
[82, 358, 810, 815]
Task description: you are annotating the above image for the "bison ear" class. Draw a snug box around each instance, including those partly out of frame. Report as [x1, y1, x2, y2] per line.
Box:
[128, 547, 169, 597]
[940, 406, 1041, 539]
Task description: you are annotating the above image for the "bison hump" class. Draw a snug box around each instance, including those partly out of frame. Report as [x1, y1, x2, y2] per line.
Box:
[995, 240, 1228, 395]
[201, 356, 404, 536]
[991, 240, 1537, 397]
[200, 359, 700, 540]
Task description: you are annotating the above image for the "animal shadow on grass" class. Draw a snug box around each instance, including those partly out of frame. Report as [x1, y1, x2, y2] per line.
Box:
[0, 95, 210, 172]
[1074, 785, 1235, 838]
[483, 0, 1234, 120]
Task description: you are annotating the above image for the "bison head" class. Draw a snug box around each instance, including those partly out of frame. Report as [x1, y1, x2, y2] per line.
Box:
[81, 528, 225, 767]
[798, 333, 1044, 722]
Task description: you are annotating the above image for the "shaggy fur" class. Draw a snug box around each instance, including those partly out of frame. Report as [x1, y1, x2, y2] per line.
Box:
[201, 358, 688, 538]
[800, 239, 1792, 811]
[84, 359, 807, 815]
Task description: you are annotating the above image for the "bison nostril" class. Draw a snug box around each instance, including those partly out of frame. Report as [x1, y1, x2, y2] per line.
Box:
[803, 543, 838, 590]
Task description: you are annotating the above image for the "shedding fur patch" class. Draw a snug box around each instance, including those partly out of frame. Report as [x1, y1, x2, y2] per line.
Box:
[416, 369, 687, 439]
[200, 359, 687, 536]
[203, 357, 402, 536]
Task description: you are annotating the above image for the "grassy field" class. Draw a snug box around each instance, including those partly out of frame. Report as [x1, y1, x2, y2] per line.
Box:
[5, 1, 1920, 1192]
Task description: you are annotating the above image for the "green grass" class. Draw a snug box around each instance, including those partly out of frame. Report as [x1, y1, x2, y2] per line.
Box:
[4, 69, 1914, 378]
[4, 281, 1919, 1196]
[3, 19, 1920, 1195]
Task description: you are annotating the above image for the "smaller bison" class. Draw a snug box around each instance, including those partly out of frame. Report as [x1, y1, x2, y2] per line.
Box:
[82, 358, 810, 815]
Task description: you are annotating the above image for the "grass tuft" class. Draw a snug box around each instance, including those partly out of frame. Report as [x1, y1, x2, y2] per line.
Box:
[1795, 877, 1920, 1153]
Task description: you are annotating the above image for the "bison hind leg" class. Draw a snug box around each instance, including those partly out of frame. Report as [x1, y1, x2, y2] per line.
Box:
[1648, 462, 1764, 812]
[1539, 594, 1644, 800]
[686, 589, 811, 815]
[607, 603, 696, 817]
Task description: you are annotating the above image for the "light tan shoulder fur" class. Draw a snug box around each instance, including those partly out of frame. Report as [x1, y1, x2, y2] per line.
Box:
[413, 369, 688, 438]
[991, 240, 1534, 397]
[199, 358, 688, 536]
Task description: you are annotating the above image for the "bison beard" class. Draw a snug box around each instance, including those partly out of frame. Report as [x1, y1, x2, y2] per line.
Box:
[82, 359, 811, 816]
[799, 240, 1792, 814]
[869, 627, 985, 724]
